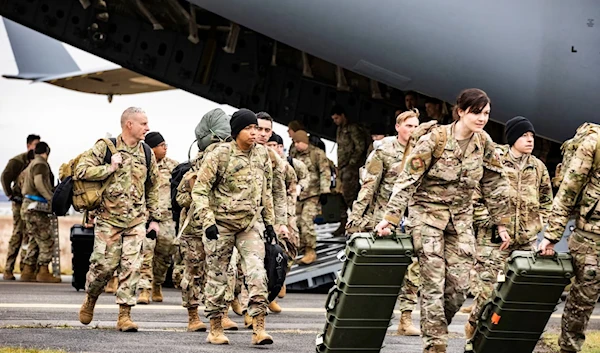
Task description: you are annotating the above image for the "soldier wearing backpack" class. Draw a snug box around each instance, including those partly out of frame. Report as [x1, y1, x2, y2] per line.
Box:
[376, 89, 511, 353]
[77, 107, 161, 333]
[541, 122, 600, 353]
[464, 116, 553, 339]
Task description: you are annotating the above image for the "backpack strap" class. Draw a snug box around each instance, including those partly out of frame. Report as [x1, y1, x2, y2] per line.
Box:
[97, 138, 119, 197]
[141, 142, 152, 185]
[432, 126, 448, 159]
[287, 155, 294, 169]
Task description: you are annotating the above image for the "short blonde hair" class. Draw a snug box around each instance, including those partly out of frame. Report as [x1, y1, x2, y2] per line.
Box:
[396, 108, 420, 124]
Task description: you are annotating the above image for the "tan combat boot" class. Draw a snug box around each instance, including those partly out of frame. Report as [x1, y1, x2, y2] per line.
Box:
[397, 311, 420, 336]
[231, 298, 243, 316]
[251, 313, 273, 345]
[187, 307, 207, 332]
[206, 317, 230, 344]
[151, 283, 163, 302]
[3, 270, 15, 280]
[268, 300, 282, 313]
[137, 289, 151, 304]
[116, 304, 139, 332]
[36, 265, 61, 283]
[244, 312, 253, 329]
[79, 294, 98, 325]
[19, 264, 36, 282]
[299, 248, 316, 265]
[222, 307, 239, 331]
[465, 321, 476, 340]
[105, 276, 118, 294]
[277, 284, 286, 298]
[459, 302, 475, 314]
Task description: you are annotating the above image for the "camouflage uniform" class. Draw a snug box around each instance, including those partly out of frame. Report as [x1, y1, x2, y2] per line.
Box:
[382, 123, 510, 349]
[468, 145, 552, 324]
[21, 155, 55, 268]
[138, 156, 178, 290]
[2, 152, 31, 274]
[544, 129, 600, 353]
[282, 157, 309, 268]
[74, 135, 160, 305]
[336, 122, 367, 224]
[291, 145, 331, 250]
[192, 141, 274, 319]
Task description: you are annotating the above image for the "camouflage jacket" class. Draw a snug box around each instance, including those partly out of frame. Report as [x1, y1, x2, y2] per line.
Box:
[291, 145, 331, 200]
[1, 151, 31, 199]
[284, 157, 309, 221]
[349, 138, 406, 231]
[156, 156, 179, 221]
[336, 122, 367, 170]
[383, 123, 510, 234]
[546, 131, 600, 241]
[192, 141, 275, 232]
[474, 145, 552, 245]
[266, 147, 288, 226]
[21, 155, 54, 202]
[74, 135, 160, 228]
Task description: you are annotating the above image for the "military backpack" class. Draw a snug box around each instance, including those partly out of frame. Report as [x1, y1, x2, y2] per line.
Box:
[553, 122, 600, 189]
[398, 120, 448, 172]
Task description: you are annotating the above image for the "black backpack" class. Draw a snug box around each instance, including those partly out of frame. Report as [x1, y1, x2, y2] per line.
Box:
[51, 138, 152, 217]
[264, 234, 289, 302]
[170, 161, 192, 233]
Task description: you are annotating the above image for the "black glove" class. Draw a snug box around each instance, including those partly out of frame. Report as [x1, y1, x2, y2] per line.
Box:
[319, 194, 328, 205]
[146, 229, 157, 240]
[10, 195, 23, 203]
[205, 225, 219, 240]
[265, 225, 277, 243]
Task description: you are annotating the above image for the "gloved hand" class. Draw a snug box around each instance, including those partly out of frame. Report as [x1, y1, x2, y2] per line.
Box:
[319, 194, 328, 205]
[265, 225, 277, 243]
[205, 224, 219, 240]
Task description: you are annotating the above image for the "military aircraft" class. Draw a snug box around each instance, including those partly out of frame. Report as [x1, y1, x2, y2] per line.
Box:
[1, 0, 598, 142]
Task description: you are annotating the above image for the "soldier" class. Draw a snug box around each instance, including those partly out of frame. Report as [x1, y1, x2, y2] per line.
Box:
[265, 132, 309, 310]
[77, 107, 161, 332]
[331, 104, 367, 236]
[290, 130, 331, 265]
[540, 123, 600, 353]
[192, 108, 274, 345]
[375, 88, 511, 353]
[137, 132, 179, 304]
[176, 108, 232, 332]
[346, 109, 421, 336]
[287, 120, 305, 156]
[424, 98, 452, 125]
[20, 142, 59, 283]
[464, 116, 553, 338]
[2, 134, 39, 280]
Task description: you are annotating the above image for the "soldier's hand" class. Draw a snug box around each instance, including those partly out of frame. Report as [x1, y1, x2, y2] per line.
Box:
[147, 221, 160, 237]
[205, 224, 219, 240]
[265, 225, 277, 243]
[375, 220, 392, 237]
[497, 225, 511, 251]
[538, 238, 556, 256]
[278, 224, 290, 237]
[109, 153, 123, 172]
[319, 194, 328, 205]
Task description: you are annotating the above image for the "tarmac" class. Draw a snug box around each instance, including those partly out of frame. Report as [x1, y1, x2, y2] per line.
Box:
[1, 276, 598, 353]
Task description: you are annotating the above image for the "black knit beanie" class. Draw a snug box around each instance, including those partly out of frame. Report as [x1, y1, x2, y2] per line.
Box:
[505, 116, 535, 146]
[145, 132, 165, 148]
[230, 109, 258, 138]
[268, 132, 284, 145]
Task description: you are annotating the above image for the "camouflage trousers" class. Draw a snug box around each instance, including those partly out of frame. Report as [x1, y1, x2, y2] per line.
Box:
[297, 197, 320, 250]
[85, 219, 145, 306]
[203, 224, 268, 319]
[559, 229, 600, 352]
[4, 201, 29, 272]
[138, 220, 176, 289]
[22, 206, 51, 267]
[338, 167, 360, 222]
[172, 242, 185, 289]
[467, 241, 535, 324]
[397, 258, 420, 312]
[282, 214, 300, 270]
[180, 234, 205, 308]
[408, 221, 474, 348]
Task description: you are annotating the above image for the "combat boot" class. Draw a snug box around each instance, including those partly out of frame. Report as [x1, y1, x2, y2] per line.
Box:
[299, 248, 316, 265]
[151, 283, 163, 302]
[3, 270, 15, 280]
[79, 294, 98, 325]
[206, 317, 229, 344]
[137, 289, 151, 304]
[332, 222, 346, 237]
[268, 300, 282, 313]
[231, 298, 243, 316]
[459, 302, 474, 314]
[222, 308, 238, 331]
[187, 307, 207, 332]
[36, 265, 61, 283]
[244, 312, 253, 329]
[105, 276, 118, 294]
[19, 264, 36, 282]
[277, 284, 286, 298]
[251, 313, 273, 345]
[116, 304, 139, 332]
[397, 311, 420, 336]
[464, 321, 476, 340]
[424, 344, 447, 353]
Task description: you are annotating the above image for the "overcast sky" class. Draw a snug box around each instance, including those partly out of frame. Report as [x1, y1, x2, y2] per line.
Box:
[0, 18, 337, 191]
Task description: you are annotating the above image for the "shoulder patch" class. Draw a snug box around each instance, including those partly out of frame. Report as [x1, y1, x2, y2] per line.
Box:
[408, 155, 426, 173]
[366, 158, 384, 175]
